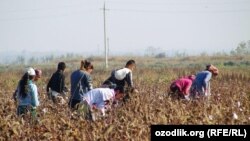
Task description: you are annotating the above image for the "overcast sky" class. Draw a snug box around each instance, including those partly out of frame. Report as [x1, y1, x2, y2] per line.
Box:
[0, 0, 250, 57]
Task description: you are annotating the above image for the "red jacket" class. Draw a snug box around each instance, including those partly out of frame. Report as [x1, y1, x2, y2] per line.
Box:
[172, 78, 193, 95]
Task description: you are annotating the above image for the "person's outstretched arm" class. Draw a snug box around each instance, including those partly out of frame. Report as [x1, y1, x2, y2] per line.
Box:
[46, 74, 54, 93]
[30, 84, 40, 107]
[203, 72, 212, 92]
[125, 72, 133, 87]
[85, 74, 93, 91]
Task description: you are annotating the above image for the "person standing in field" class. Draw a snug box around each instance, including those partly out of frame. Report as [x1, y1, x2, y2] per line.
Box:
[13, 68, 42, 101]
[46, 62, 68, 103]
[16, 67, 40, 123]
[190, 64, 219, 98]
[169, 75, 196, 100]
[69, 60, 94, 110]
[80, 86, 125, 121]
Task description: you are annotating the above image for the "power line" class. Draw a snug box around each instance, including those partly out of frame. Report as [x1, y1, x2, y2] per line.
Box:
[0, 10, 97, 22]
[109, 8, 250, 14]
[1, 7, 249, 22]
[0, 4, 98, 14]
[106, 0, 250, 6]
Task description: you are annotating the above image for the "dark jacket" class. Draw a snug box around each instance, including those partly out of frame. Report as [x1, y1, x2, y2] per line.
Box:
[70, 70, 93, 101]
[103, 68, 133, 88]
[47, 70, 65, 93]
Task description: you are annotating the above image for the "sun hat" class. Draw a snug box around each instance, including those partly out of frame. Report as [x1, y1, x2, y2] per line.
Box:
[26, 67, 36, 76]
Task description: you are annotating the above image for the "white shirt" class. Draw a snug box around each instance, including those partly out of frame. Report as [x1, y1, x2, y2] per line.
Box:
[114, 68, 132, 80]
[83, 88, 115, 110]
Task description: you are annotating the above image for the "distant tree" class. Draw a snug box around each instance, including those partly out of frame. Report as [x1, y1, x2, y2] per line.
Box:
[155, 52, 166, 58]
[46, 55, 54, 62]
[16, 56, 25, 65]
[28, 57, 37, 64]
[174, 51, 187, 58]
[231, 40, 250, 55]
[66, 53, 74, 58]
[145, 46, 167, 58]
[200, 52, 208, 57]
[213, 51, 228, 56]
[145, 46, 157, 56]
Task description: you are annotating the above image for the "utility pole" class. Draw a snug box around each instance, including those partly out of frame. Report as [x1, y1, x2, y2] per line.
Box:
[102, 2, 108, 69]
[107, 37, 110, 58]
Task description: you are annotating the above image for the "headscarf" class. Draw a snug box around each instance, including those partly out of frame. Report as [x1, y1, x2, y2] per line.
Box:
[206, 64, 219, 76]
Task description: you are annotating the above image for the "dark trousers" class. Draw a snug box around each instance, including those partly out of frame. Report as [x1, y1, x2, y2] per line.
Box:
[17, 105, 38, 123]
[17, 105, 29, 116]
[68, 99, 81, 109]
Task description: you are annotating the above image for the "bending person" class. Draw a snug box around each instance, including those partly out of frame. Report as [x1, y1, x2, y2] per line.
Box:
[191, 64, 219, 98]
[81, 86, 124, 121]
[170, 75, 196, 100]
[103, 60, 136, 91]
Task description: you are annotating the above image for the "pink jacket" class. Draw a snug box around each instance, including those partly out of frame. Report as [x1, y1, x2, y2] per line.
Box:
[172, 78, 193, 95]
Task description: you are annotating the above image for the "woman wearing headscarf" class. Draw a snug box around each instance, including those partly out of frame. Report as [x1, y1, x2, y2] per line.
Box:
[13, 68, 42, 101]
[16, 67, 40, 123]
[190, 64, 219, 98]
[170, 75, 196, 100]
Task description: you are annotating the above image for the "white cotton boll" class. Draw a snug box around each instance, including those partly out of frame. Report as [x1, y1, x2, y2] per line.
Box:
[237, 101, 241, 108]
[101, 108, 106, 116]
[42, 108, 48, 114]
[60, 98, 66, 105]
[208, 115, 213, 120]
[159, 96, 163, 100]
[113, 101, 119, 108]
[233, 112, 238, 120]
[184, 95, 190, 101]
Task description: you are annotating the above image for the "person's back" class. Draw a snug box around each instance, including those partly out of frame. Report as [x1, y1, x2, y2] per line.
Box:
[48, 70, 64, 92]
[114, 68, 131, 81]
[70, 70, 92, 100]
[18, 80, 39, 107]
[170, 75, 195, 100]
[46, 62, 67, 103]
[83, 88, 114, 109]
[174, 78, 193, 95]
[103, 60, 135, 88]
[114, 67, 133, 87]
[191, 64, 219, 98]
[192, 70, 212, 92]
[69, 60, 94, 109]
[81, 86, 124, 121]
[13, 68, 42, 102]
[16, 67, 40, 124]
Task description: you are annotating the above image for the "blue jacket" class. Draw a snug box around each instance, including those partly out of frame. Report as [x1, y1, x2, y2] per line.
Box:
[192, 70, 212, 93]
[18, 80, 39, 107]
[70, 70, 93, 101]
